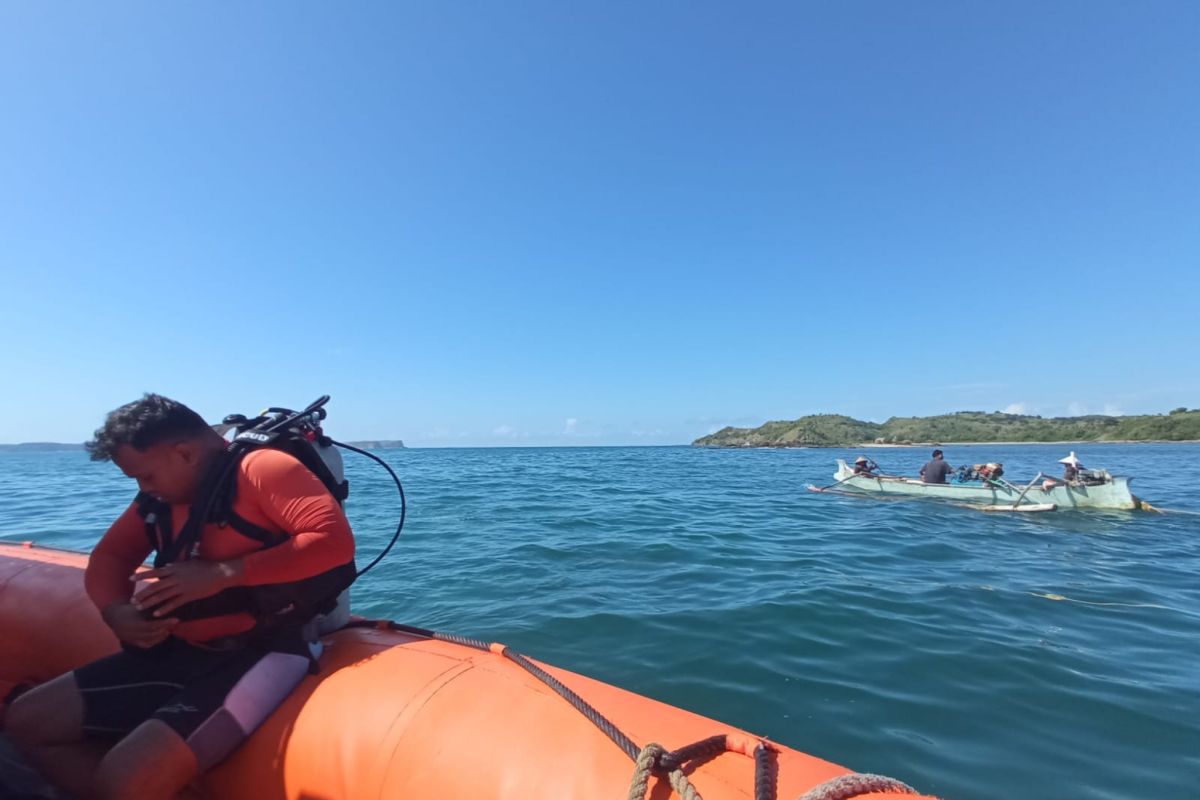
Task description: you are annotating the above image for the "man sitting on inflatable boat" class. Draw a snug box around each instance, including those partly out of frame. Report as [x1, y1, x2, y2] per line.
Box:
[6, 394, 356, 800]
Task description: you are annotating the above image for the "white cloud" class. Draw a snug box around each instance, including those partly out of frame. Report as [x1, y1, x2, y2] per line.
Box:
[493, 424, 516, 437]
[563, 418, 578, 434]
[1002, 402, 1029, 414]
[1102, 403, 1123, 416]
[1067, 402, 1087, 416]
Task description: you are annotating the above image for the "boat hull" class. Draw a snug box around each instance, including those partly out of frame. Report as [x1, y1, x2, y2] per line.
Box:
[832, 461, 1137, 510]
[0, 543, 934, 800]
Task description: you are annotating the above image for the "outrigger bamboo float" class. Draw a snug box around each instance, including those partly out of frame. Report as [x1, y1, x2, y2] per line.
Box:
[811, 459, 1141, 512]
[0, 542, 938, 800]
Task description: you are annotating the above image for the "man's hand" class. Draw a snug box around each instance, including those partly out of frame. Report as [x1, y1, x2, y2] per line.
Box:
[101, 601, 178, 648]
[131, 559, 245, 617]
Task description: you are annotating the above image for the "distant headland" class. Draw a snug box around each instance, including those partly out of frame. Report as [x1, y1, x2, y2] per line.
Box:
[0, 442, 84, 452]
[692, 408, 1200, 448]
[343, 440, 406, 450]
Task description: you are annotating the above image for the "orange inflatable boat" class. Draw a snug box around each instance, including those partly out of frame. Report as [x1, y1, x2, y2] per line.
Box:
[0, 542, 937, 800]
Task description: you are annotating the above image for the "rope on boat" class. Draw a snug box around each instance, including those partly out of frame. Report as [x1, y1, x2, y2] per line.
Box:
[626, 736, 780, 800]
[755, 741, 777, 800]
[659, 735, 730, 772]
[499, 647, 644, 760]
[795, 773, 919, 799]
[345, 620, 919, 800]
[628, 743, 701, 800]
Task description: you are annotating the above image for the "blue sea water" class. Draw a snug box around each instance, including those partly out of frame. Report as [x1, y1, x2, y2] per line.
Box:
[1, 443, 1197, 800]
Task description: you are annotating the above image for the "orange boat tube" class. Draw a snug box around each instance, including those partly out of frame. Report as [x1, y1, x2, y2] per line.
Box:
[0, 543, 938, 800]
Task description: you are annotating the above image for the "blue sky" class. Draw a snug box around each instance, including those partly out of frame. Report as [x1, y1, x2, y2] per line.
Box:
[2, 2, 1197, 446]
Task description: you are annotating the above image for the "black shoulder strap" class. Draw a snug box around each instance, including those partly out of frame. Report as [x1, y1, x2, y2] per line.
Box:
[222, 433, 348, 512]
[134, 492, 173, 559]
[210, 438, 345, 541]
[225, 510, 289, 548]
[160, 448, 243, 566]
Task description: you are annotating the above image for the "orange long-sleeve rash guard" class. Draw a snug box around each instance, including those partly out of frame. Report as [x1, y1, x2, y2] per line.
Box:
[85, 448, 355, 644]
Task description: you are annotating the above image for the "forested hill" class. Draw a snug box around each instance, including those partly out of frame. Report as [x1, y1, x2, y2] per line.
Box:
[692, 409, 1200, 448]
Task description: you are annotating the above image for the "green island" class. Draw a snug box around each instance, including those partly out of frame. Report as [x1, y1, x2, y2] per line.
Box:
[693, 408, 1200, 448]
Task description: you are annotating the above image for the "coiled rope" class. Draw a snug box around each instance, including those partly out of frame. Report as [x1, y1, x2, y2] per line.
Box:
[628, 743, 701, 800]
[796, 773, 918, 800]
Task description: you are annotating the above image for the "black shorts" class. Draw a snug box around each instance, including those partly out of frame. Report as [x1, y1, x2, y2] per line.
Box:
[74, 632, 314, 770]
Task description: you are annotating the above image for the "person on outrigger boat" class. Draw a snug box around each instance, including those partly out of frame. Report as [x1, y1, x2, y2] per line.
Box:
[1059, 451, 1083, 482]
[920, 449, 954, 484]
[853, 456, 877, 476]
[6, 394, 356, 800]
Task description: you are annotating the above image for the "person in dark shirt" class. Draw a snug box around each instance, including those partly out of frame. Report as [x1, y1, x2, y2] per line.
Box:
[853, 456, 877, 476]
[920, 449, 954, 484]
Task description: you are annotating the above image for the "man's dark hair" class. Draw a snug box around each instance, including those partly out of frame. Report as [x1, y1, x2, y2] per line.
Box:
[932, 449, 943, 458]
[85, 394, 211, 462]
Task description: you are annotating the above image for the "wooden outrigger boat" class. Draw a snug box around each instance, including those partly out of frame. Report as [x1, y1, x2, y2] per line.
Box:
[812, 460, 1140, 511]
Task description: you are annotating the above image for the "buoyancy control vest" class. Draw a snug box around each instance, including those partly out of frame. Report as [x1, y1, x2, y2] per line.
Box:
[135, 396, 357, 636]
